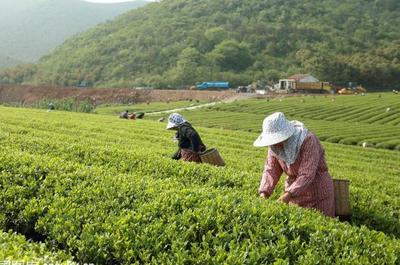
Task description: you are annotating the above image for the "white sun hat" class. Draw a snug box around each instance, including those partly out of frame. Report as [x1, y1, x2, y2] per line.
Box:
[253, 112, 296, 147]
[166, 113, 187, 129]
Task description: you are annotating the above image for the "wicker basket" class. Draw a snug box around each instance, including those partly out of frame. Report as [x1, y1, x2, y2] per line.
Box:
[200, 148, 225, 167]
[333, 179, 352, 219]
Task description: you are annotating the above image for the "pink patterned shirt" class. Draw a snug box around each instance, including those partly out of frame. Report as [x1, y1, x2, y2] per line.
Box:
[259, 133, 335, 217]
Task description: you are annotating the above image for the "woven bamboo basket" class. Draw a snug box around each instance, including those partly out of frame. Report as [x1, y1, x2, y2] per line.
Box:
[200, 148, 225, 167]
[333, 179, 352, 219]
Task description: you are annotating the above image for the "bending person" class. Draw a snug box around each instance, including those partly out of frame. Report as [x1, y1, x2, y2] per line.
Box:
[167, 113, 206, 163]
[254, 112, 335, 217]
[120, 110, 129, 119]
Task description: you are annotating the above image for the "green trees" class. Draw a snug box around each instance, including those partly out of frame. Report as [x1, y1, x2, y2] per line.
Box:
[175, 47, 202, 86]
[207, 40, 253, 72]
[0, 64, 37, 84]
[0, 0, 399, 89]
[204, 27, 227, 48]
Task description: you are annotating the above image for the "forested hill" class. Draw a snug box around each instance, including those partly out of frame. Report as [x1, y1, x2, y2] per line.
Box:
[0, 0, 148, 64]
[1, 0, 399, 89]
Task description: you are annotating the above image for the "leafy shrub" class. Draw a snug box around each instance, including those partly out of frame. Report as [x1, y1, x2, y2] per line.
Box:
[0, 106, 399, 264]
[0, 231, 72, 264]
[32, 97, 95, 113]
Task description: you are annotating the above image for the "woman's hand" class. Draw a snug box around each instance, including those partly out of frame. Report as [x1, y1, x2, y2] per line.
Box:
[277, 192, 292, 204]
[260, 192, 267, 199]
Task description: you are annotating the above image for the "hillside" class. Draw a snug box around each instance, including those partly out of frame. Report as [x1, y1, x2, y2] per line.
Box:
[0, 0, 149, 64]
[1, 0, 399, 89]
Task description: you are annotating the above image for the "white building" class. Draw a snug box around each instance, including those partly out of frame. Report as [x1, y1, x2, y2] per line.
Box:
[288, 74, 319, 83]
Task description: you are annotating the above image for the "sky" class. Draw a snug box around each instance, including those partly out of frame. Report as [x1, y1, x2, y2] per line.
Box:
[83, 0, 156, 3]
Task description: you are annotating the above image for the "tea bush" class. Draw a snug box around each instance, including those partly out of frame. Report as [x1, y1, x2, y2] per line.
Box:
[146, 93, 400, 151]
[0, 106, 399, 264]
[0, 231, 72, 264]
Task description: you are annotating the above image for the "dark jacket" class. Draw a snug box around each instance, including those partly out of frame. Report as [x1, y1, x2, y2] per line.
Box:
[120, 111, 129, 119]
[172, 122, 206, 160]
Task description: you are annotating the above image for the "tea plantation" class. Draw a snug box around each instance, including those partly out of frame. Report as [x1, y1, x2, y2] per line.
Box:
[0, 106, 399, 264]
[148, 93, 400, 151]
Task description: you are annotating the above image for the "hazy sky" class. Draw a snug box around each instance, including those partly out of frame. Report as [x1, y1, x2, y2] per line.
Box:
[83, 0, 155, 3]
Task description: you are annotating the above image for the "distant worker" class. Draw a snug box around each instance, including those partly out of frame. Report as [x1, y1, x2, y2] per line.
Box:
[167, 113, 206, 163]
[254, 112, 335, 217]
[47, 103, 55, 112]
[120, 110, 129, 119]
[128, 113, 136, 120]
[136, 112, 145, 119]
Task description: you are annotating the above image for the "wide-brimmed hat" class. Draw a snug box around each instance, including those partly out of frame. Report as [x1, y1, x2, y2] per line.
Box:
[253, 112, 295, 147]
[166, 113, 187, 129]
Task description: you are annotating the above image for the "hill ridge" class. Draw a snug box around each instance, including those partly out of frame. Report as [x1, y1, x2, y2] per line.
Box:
[1, 0, 399, 89]
[0, 0, 149, 64]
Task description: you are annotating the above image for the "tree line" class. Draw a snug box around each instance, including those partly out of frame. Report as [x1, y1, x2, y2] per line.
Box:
[0, 0, 399, 89]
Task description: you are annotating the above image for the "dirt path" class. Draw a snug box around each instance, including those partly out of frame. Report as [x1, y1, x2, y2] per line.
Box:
[146, 102, 219, 116]
[146, 94, 254, 116]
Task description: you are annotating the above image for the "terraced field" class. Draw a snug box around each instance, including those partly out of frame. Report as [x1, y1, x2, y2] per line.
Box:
[1, 106, 399, 264]
[147, 93, 400, 150]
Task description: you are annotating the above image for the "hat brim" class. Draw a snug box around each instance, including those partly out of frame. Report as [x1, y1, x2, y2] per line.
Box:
[166, 121, 177, 129]
[253, 129, 295, 147]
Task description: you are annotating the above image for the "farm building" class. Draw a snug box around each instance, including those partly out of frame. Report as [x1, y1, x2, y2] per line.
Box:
[288, 74, 320, 83]
[273, 74, 330, 92]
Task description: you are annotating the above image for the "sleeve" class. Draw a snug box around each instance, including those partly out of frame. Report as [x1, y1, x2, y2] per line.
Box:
[258, 149, 283, 196]
[172, 132, 181, 160]
[183, 127, 202, 153]
[286, 135, 321, 197]
[171, 149, 181, 160]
